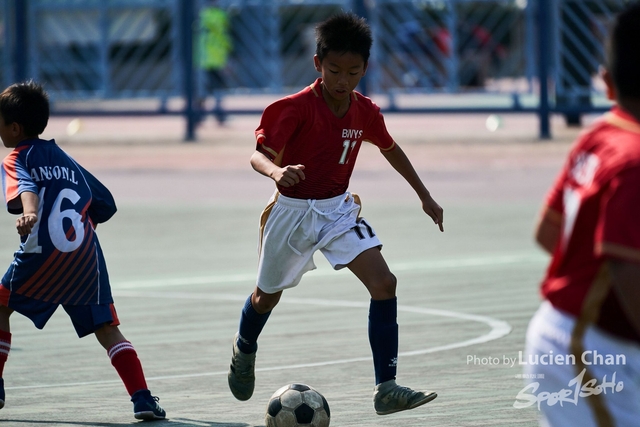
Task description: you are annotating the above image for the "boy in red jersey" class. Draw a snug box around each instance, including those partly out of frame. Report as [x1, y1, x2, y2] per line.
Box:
[520, 3, 640, 425]
[228, 13, 443, 415]
[0, 81, 165, 420]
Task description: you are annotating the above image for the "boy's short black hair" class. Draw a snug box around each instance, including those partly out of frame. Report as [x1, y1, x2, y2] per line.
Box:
[608, 1, 640, 98]
[315, 12, 373, 64]
[0, 80, 49, 137]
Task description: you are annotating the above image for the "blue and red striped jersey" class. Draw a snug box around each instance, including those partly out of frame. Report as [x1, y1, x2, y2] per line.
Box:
[1, 139, 116, 305]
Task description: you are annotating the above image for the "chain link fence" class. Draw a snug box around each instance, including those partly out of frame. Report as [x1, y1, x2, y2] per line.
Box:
[0, 0, 635, 138]
[552, 0, 631, 124]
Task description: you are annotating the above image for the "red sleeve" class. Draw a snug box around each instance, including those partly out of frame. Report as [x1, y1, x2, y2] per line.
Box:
[2, 151, 21, 205]
[254, 98, 300, 161]
[362, 107, 395, 151]
[2, 149, 33, 214]
[596, 166, 640, 262]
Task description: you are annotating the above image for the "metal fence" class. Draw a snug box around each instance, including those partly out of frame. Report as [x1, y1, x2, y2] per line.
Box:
[0, 0, 635, 140]
[552, 0, 627, 124]
[2, 0, 184, 99]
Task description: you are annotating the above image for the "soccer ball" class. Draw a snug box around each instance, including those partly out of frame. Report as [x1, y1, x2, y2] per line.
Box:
[265, 383, 330, 427]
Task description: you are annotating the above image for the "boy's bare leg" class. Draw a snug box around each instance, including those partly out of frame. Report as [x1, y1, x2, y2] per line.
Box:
[252, 287, 282, 314]
[347, 247, 397, 300]
[94, 323, 126, 350]
[0, 306, 12, 333]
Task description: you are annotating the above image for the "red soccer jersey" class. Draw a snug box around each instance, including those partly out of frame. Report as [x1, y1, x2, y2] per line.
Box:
[541, 107, 640, 342]
[255, 78, 396, 199]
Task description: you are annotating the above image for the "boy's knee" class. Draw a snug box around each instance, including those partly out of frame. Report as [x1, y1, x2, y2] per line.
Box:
[0, 305, 12, 331]
[95, 323, 125, 347]
[369, 272, 397, 299]
[381, 272, 397, 293]
[252, 290, 281, 314]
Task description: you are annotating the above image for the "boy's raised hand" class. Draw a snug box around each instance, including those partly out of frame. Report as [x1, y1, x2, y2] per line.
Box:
[422, 195, 444, 232]
[16, 213, 38, 236]
[271, 164, 306, 187]
[17, 191, 40, 236]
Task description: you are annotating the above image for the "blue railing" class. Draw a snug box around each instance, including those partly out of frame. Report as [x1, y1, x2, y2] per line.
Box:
[0, 0, 632, 140]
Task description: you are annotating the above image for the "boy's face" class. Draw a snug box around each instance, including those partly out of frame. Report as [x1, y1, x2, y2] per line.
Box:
[0, 114, 21, 148]
[314, 51, 367, 102]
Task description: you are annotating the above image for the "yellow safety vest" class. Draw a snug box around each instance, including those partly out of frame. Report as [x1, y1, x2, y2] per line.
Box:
[198, 8, 232, 70]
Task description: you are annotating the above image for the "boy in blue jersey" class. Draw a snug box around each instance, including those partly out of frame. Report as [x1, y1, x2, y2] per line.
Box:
[0, 81, 165, 421]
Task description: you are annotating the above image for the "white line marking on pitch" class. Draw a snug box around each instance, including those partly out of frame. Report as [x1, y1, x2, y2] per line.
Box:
[110, 251, 545, 290]
[7, 292, 511, 391]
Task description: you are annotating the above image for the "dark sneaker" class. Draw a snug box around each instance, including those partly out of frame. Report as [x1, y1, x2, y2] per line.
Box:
[0, 378, 5, 409]
[131, 389, 166, 420]
[373, 379, 437, 415]
[228, 332, 256, 401]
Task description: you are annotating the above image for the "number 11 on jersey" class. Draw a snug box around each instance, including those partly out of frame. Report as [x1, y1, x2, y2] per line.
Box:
[339, 139, 357, 164]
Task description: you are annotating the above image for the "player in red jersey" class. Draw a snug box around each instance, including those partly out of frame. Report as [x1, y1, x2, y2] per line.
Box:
[227, 13, 443, 415]
[0, 81, 165, 420]
[519, 3, 640, 425]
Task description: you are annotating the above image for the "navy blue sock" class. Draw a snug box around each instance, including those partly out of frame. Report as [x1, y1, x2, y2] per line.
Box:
[368, 297, 398, 385]
[237, 294, 271, 354]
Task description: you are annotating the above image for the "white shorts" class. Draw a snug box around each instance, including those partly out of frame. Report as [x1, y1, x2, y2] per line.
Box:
[521, 301, 640, 427]
[256, 192, 382, 294]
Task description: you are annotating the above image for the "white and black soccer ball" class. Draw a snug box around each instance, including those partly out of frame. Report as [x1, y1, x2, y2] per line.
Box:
[265, 383, 330, 427]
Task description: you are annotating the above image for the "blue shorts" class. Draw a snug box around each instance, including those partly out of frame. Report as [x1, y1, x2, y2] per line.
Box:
[0, 285, 120, 338]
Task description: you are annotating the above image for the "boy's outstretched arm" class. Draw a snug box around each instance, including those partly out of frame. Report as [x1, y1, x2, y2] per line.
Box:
[611, 259, 640, 336]
[250, 150, 306, 188]
[381, 143, 444, 232]
[534, 209, 560, 255]
[16, 191, 39, 236]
